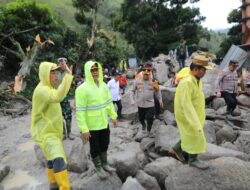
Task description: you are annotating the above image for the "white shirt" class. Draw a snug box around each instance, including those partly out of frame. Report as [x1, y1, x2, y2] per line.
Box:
[107, 78, 120, 101]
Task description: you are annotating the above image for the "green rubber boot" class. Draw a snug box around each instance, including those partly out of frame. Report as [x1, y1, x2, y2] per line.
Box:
[93, 156, 108, 179]
[188, 154, 209, 170]
[100, 152, 116, 173]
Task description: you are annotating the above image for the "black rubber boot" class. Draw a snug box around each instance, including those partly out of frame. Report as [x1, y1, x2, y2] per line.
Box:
[172, 140, 186, 163]
[93, 156, 108, 179]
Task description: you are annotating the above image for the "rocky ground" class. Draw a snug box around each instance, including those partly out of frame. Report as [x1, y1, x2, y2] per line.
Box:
[1, 55, 250, 190]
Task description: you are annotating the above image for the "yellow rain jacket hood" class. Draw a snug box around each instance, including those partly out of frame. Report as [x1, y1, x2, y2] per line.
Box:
[75, 61, 117, 133]
[31, 62, 73, 162]
[174, 74, 206, 154]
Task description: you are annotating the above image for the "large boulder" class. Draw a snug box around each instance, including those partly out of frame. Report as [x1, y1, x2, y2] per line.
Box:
[234, 131, 250, 154]
[216, 126, 238, 145]
[144, 157, 181, 190]
[155, 125, 179, 154]
[204, 120, 216, 144]
[237, 94, 250, 108]
[198, 143, 249, 161]
[34, 137, 89, 173]
[162, 110, 176, 126]
[135, 170, 161, 190]
[202, 69, 218, 99]
[71, 172, 122, 190]
[109, 142, 147, 181]
[165, 157, 250, 190]
[160, 87, 176, 112]
[211, 97, 226, 110]
[154, 63, 169, 85]
[121, 176, 145, 190]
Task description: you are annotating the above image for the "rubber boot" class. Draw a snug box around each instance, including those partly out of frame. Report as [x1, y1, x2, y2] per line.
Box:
[62, 134, 67, 141]
[93, 156, 108, 179]
[100, 151, 116, 173]
[188, 154, 209, 170]
[172, 141, 186, 163]
[54, 169, 71, 190]
[47, 168, 59, 190]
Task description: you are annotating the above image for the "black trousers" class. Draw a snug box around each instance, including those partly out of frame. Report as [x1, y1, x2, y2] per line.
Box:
[154, 94, 161, 116]
[113, 100, 122, 118]
[138, 107, 155, 132]
[89, 126, 110, 159]
[221, 91, 237, 113]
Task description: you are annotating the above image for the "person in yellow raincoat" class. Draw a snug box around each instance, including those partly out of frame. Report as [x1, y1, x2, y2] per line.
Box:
[31, 61, 73, 189]
[172, 55, 212, 170]
[75, 61, 118, 179]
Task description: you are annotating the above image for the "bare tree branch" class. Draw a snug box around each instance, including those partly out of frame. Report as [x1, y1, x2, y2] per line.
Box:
[0, 45, 24, 60]
[0, 25, 43, 45]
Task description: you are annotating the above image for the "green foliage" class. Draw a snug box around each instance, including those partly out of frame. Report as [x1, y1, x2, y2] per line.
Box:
[114, 0, 205, 60]
[218, 8, 241, 57]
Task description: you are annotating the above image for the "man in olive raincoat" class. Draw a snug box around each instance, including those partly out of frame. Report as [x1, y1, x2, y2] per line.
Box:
[172, 55, 212, 170]
[31, 61, 73, 189]
[75, 61, 118, 179]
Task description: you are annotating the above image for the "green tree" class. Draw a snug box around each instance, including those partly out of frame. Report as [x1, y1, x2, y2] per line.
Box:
[218, 9, 241, 57]
[113, 0, 205, 60]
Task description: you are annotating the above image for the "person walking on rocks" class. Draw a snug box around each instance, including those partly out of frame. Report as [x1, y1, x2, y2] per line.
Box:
[216, 60, 239, 118]
[31, 61, 73, 189]
[172, 55, 212, 170]
[131, 67, 163, 136]
[107, 72, 124, 121]
[75, 61, 118, 179]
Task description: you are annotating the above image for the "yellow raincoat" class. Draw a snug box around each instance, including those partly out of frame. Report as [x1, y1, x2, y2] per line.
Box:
[75, 61, 117, 133]
[31, 62, 73, 162]
[174, 74, 206, 154]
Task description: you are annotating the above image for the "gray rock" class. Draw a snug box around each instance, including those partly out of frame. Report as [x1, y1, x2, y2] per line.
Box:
[121, 92, 138, 120]
[140, 138, 155, 152]
[221, 142, 239, 151]
[136, 170, 161, 190]
[235, 131, 250, 154]
[154, 63, 169, 85]
[0, 164, 10, 182]
[211, 98, 225, 110]
[144, 157, 181, 189]
[155, 125, 179, 154]
[160, 87, 176, 112]
[34, 137, 89, 173]
[237, 94, 250, 108]
[64, 137, 88, 173]
[202, 69, 218, 99]
[205, 108, 216, 115]
[216, 126, 237, 145]
[71, 172, 122, 190]
[198, 143, 249, 161]
[121, 176, 145, 190]
[165, 157, 250, 190]
[109, 142, 147, 181]
[162, 110, 176, 126]
[204, 120, 216, 144]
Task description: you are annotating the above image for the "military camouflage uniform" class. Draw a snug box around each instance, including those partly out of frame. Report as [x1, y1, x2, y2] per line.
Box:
[60, 96, 72, 135]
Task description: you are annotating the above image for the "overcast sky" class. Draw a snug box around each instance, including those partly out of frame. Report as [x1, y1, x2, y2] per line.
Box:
[191, 0, 241, 30]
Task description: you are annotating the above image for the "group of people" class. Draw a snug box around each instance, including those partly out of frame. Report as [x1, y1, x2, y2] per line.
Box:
[31, 52, 241, 189]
